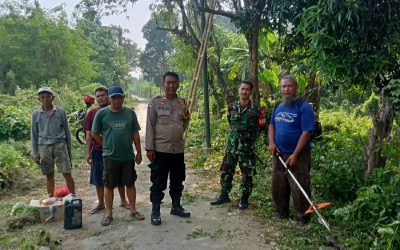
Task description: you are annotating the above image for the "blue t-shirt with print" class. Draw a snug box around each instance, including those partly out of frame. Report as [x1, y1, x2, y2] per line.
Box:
[270, 98, 315, 153]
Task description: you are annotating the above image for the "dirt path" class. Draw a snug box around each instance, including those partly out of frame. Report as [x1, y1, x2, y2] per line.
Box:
[46, 95, 272, 250]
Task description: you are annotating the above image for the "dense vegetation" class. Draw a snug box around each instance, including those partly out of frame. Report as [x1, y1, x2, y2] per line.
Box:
[0, 0, 399, 249]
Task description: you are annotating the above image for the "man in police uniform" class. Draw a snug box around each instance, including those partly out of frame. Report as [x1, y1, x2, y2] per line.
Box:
[145, 71, 191, 225]
[210, 80, 260, 209]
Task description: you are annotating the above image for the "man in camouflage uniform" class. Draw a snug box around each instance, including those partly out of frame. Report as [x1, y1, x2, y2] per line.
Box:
[210, 80, 260, 209]
[145, 71, 191, 225]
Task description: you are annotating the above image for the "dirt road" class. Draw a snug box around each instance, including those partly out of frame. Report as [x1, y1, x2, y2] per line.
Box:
[47, 96, 271, 250]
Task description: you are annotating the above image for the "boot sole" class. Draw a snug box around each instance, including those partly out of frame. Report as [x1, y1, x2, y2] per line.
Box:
[170, 210, 191, 218]
[210, 200, 231, 205]
[238, 204, 249, 210]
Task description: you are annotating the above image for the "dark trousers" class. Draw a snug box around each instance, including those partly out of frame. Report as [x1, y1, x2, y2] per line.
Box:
[272, 150, 311, 220]
[149, 152, 185, 204]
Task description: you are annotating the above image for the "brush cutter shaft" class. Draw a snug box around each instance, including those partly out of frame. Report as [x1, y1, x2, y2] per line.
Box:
[276, 153, 331, 232]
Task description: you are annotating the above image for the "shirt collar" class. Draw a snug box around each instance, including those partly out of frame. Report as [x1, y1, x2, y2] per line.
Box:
[39, 105, 56, 113]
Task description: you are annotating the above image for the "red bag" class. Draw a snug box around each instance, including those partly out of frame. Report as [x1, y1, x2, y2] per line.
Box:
[54, 185, 70, 198]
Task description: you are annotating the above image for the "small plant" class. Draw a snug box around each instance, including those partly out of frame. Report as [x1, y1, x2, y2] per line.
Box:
[10, 202, 29, 216]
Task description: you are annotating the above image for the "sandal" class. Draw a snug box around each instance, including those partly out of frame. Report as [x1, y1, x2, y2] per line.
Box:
[89, 206, 105, 214]
[101, 216, 113, 226]
[119, 203, 130, 209]
[130, 211, 145, 220]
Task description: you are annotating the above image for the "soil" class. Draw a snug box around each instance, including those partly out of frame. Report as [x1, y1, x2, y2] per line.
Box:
[26, 96, 274, 250]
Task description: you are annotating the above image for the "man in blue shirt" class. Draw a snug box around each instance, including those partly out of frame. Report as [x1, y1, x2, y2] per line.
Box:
[268, 75, 315, 224]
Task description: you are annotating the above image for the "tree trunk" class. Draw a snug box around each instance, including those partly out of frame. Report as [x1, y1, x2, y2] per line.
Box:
[247, 21, 260, 104]
[207, 76, 225, 117]
[302, 73, 320, 113]
[364, 100, 394, 177]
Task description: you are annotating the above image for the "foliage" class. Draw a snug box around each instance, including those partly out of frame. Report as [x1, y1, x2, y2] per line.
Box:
[140, 16, 174, 84]
[311, 109, 370, 202]
[0, 1, 95, 92]
[384, 79, 400, 111]
[354, 92, 380, 117]
[77, 0, 139, 15]
[0, 88, 39, 141]
[333, 167, 400, 248]
[0, 1, 140, 93]
[186, 105, 229, 151]
[0, 104, 31, 141]
[169, 37, 196, 79]
[10, 202, 29, 216]
[0, 142, 36, 189]
[218, 28, 248, 81]
[76, 17, 137, 86]
[294, 0, 400, 87]
[128, 78, 161, 98]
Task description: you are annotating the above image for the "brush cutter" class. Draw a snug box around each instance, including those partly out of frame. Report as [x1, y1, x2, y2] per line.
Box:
[275, 152, 343, 249]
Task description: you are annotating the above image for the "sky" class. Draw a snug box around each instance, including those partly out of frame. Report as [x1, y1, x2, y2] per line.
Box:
[37, 0, 152, 50]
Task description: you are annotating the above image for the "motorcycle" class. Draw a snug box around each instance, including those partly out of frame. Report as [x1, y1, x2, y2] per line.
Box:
[68, 96, 95, 144]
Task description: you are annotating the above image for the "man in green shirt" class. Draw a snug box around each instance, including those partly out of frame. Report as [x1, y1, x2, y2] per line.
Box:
[92, 86, 144, 226]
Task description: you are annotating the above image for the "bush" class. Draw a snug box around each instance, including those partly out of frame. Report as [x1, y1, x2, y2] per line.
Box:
[333, 167, 400, 249]
[0, 88, 37, 141]
[0, 105, 31, 141]
[320, 114, 400, 249]
[0, 142, 36, 189]
[311, 109, 370, 203]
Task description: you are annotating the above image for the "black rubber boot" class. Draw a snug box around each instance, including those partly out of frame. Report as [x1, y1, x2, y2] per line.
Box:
[238, 196, 249, 210]
[151, 203, 162, 226]
[210, 193, 231, 205]
[170, 199, 191, 218]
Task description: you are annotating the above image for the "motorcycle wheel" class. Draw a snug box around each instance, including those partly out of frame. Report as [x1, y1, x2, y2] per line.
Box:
[76, 127, 86, 145]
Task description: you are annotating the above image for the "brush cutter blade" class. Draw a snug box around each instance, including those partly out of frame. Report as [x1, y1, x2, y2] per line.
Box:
[304, 202, 332, 215]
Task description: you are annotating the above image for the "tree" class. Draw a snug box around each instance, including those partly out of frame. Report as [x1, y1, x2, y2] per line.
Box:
[202, 0, 304, 103]
[0, 1, 95, 92]
[150, 0, 235, 111]
[140, 17, 174, 84]
[75, 3, 139, 86]
[293, 0, 400, 175]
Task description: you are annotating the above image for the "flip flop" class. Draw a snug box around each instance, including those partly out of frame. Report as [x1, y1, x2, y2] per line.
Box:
[101, 216, 113, 226]
[130, 211, 145, 220]
[89, 206, 105, 214]
[119, 203, 130, 209]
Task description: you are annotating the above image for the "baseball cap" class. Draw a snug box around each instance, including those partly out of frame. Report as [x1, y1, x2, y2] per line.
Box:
[108, 86, 125, 97]
[37, 87, 53, 95]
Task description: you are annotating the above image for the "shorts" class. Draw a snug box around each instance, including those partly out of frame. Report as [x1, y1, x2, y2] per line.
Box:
[39, 142, 72, 175]
[103, 157, 137, 188]
[90, 148, 104, 186]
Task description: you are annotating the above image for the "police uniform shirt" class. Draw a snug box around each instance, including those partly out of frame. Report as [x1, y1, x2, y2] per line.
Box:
[145, 95, 188, 154]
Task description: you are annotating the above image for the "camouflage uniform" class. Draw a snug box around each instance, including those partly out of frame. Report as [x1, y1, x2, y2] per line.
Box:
[220, 101, 260, 197]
